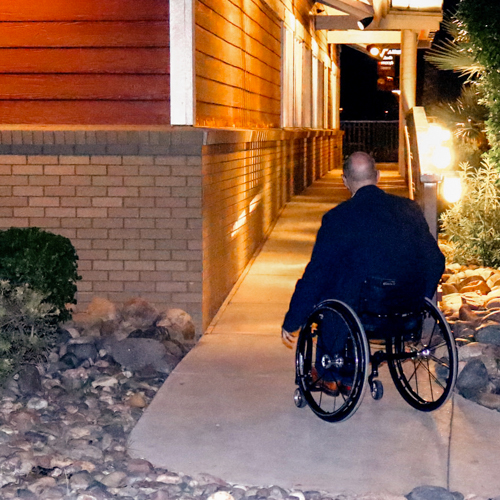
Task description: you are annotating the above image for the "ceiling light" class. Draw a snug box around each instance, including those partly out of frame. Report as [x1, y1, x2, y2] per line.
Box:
[357, 16, 374, 30]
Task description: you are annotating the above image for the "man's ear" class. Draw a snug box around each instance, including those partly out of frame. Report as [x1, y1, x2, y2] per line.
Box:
[376, 170, 381, 182]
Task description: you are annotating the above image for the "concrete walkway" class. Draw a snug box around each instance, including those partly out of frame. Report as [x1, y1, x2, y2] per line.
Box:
[129, 167, 500, 497]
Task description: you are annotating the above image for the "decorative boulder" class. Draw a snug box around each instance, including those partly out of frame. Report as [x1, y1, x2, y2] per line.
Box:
[476, 324, 500, 346]
[158, 308, 196, 341]
[101, 338, 177, 374]
[69, 297, 119, 337]
[406, 486, 463, 500]
[456, 358, 489, 399]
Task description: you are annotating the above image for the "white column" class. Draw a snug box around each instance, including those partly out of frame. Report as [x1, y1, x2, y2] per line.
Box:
[331, 45, 341, 130]
[170, 0, 195, 125]
[399, 30, 418, 176]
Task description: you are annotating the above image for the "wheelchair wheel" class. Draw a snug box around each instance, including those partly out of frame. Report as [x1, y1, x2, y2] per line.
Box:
[387, 298, 458, 411]
[295, 300, 370, 422]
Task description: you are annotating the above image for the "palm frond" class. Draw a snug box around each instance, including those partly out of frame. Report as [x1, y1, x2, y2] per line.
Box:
[425, 39, 483, 78]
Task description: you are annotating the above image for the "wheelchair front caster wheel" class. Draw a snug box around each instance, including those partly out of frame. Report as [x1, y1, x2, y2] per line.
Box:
[294, 388, 307, 408]
[370, 379, 384, 400]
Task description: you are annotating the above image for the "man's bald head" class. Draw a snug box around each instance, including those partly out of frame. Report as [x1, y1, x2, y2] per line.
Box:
[342, 152, 379, 195]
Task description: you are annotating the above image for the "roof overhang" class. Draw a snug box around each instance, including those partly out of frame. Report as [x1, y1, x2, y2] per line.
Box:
[315, 1, 443, 43]
[319, 11, 442, 43]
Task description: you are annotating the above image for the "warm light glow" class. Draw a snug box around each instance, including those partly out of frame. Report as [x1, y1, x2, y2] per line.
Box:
[431, 146, 452, 169]
[428, 123, 451, 145]
[442, 177, 462, 203]
[249, 193, 262, 213]
[424, 124, 453, 170]
[231, 210, 247, 238]
[368, 45, 380, 56]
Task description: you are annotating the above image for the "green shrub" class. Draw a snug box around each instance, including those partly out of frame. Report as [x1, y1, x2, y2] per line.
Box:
[457, 0, 500, 169]
[0, 228, 80, 322]
[0, 280, 59, 384]
[440, 160, 500, 267]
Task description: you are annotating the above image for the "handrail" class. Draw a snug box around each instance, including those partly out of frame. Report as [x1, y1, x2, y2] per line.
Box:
[405, 107, 441, 239]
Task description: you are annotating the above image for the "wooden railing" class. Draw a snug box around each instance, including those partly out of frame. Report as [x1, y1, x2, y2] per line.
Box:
[405, 107, 441, 238]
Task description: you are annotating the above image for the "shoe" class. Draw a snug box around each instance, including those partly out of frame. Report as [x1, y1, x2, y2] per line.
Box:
[310, 367, 340, 396]
[340, 379, 352, 395]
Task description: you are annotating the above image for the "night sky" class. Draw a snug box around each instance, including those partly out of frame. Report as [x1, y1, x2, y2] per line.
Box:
[340, 0, 462, 121]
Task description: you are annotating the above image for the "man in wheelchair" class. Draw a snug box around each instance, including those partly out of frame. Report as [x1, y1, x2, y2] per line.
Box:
[281, 152, 449, 420]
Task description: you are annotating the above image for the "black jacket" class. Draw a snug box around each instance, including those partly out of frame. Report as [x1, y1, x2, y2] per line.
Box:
[282, 185, 445, 332]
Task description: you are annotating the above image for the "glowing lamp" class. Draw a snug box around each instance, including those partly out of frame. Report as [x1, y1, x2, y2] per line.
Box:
[357, 16, 374, 30]
[423, 124, 453, 171]
[428, 124, 451, 145]
[431, 146, 452, 169]
[442, 176, 462, 203]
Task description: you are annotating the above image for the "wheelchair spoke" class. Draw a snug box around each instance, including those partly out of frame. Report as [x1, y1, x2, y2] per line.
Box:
[427, 353, 450, 369]
[387, 298, 458, 411]
[425, 358, 436, 402]
[295, 300, 369, 422]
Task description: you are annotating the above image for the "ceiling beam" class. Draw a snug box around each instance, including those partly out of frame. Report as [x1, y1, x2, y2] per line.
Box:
[317, 11, 441, 32]
[378, 12, 442, 31]
[315, 15, 359, 30]
[316, 0, 373, 18]
[326, 30, 402, 44]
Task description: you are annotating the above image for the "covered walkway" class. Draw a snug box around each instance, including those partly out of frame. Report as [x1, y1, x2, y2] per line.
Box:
[129, 166, 500, 497]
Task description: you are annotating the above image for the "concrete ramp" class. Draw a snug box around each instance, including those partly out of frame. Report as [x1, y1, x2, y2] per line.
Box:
[130, 169, 500, 497]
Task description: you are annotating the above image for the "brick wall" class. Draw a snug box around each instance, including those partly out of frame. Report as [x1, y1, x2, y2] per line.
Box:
[202, 129, 343, 330]
[0, 127, 342, 334]
[0, 128, 205, 331]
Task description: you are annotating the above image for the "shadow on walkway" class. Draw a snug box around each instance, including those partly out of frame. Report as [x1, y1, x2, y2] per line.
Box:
[129, 167, 500, 497]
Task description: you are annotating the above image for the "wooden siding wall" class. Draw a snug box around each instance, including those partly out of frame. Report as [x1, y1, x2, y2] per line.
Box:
[0, 1, 169, 125]
[195, 0, 282, 128]
[203, 129, 343, 330]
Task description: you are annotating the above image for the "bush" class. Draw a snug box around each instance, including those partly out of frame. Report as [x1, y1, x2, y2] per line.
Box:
[440, 160, 500, 267]
[0, 280, 59, 384]
[0, 228, 80, 322]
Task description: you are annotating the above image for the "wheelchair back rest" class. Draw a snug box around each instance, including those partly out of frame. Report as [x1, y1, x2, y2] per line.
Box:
[358, 276, 425, 339]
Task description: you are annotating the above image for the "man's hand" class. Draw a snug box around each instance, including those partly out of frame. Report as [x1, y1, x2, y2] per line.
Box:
[281, 327, 298, 349]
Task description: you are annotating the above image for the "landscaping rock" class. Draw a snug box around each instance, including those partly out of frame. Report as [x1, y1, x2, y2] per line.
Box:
[158, 308, 196, 341]
[405, 486, 463, 500]
[458, 304, 481, 327]
[66, 338, 99, 362]
[16, 365, 42, 396]
[102, 338, 175, 374]
[479, 309, 500, 324]
[456, 358, 489, 398]
[486, 298, 500, 309]
[460, 279, 490, 295]
[118, 297, 160, 334]
[458, 342, 485, 361]
[476, 324, 500, 345]
[86, 297, 119, 322]
[475, 392, 500, 410]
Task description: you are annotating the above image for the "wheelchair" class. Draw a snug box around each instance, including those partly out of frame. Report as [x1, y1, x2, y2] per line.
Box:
[293, 277, 458, 422]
